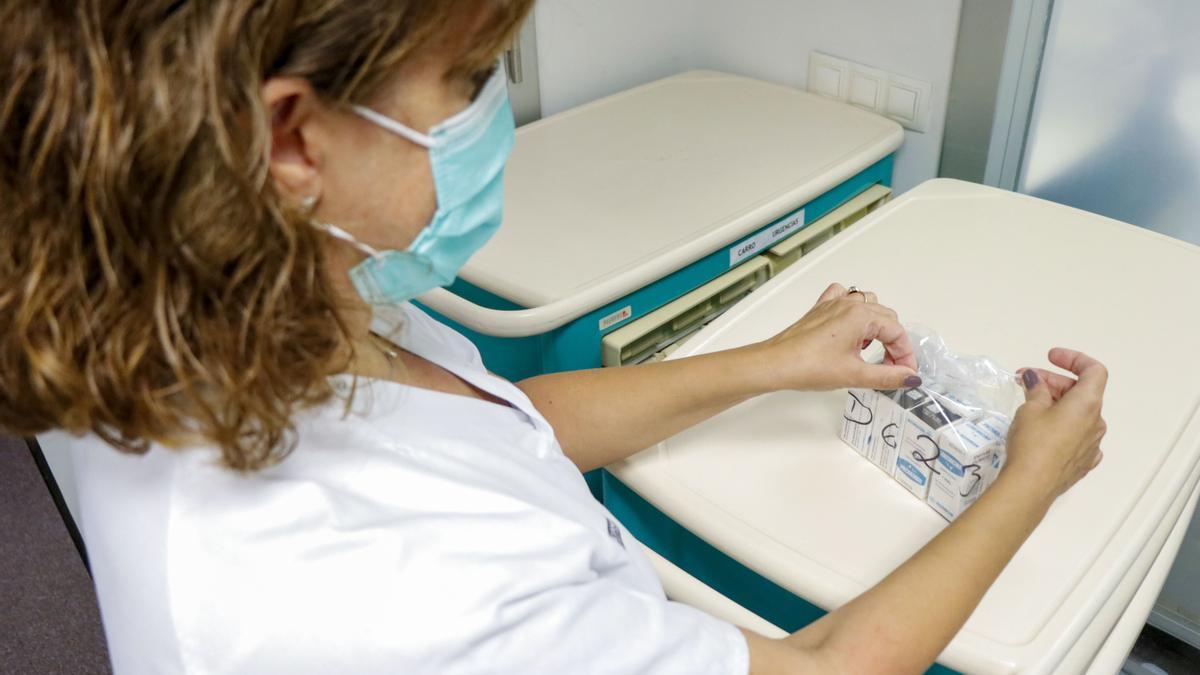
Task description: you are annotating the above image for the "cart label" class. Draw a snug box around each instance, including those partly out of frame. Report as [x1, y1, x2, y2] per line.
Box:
[728, 208, 805, 267]
[599, 305, 633, 330]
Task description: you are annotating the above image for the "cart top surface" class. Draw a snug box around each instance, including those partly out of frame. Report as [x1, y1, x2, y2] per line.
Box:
[461, 70, 903, 310]
[610, 179, 1200, 674]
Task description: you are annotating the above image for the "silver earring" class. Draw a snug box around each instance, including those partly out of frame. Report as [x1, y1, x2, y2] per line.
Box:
[299, 195, 318, 213]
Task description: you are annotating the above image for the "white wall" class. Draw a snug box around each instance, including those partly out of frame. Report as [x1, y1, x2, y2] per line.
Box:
[534, 0, 697, 116]
[533, 0, 963, 194]
[694, 1, 962, 194]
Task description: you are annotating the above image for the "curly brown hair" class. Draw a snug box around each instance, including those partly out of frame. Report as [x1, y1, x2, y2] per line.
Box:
[0, 0, 533, 470]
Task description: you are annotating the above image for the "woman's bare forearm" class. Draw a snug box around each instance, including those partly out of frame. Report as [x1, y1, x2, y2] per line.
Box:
[744, 472, 1054, 674]
[517, 289, 923, 474]
[516, 346, 770, 472]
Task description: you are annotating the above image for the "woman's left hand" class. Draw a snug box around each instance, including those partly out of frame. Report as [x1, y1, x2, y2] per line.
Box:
[748, 282, 920, 392]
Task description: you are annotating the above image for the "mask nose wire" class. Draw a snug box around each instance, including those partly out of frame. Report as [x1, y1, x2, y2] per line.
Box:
[351, 105, 437, 149]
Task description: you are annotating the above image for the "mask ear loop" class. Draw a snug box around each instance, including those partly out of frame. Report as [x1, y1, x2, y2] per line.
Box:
[351, 106, 437, 149]
[311, 220, 381, 258]
[295, 195, 379, 257]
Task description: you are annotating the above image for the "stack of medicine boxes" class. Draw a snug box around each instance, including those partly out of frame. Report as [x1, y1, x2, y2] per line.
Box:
[840, 388, 1009, 520]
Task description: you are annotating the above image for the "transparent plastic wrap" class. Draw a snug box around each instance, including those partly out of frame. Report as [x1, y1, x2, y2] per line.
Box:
[839, 325, 1024, 521]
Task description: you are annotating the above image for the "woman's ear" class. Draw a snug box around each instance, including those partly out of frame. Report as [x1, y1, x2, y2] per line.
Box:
[263, 77, 323, 205]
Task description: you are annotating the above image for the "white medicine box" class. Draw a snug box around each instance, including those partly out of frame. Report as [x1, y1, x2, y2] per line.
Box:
[839, 389, 1009, 520]
[895, 399, 960, 500]
[839, 389, 878, 456]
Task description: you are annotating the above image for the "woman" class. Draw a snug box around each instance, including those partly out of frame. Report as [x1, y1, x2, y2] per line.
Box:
[0, 1, 1108, 673]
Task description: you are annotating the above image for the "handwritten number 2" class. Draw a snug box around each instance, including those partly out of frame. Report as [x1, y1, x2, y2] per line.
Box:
[913, 435, 941, 475]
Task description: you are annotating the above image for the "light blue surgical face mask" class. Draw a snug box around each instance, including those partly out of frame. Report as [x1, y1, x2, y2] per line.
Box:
[319, 65, 514, 306]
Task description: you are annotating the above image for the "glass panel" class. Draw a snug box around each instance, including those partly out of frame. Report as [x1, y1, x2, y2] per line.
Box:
[1019, 0, 1200, 245]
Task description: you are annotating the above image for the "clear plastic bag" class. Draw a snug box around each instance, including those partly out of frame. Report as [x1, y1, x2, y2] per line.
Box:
[907, 324, 1023, 424]
[839, 326, 1024, 521]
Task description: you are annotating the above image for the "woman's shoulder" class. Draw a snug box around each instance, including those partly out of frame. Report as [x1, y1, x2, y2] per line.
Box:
[371, 302, 486, 373]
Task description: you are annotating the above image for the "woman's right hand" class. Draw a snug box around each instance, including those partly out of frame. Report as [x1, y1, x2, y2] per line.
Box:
[1003, 348, 1109, 501]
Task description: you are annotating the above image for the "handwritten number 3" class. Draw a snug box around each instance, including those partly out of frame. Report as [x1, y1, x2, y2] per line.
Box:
[961, 464, 983, 497]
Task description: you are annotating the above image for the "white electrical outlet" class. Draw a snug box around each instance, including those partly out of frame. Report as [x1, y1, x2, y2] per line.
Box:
[807, 52, 850, 101]
[806, 52, 932, 133]
[848, 64, 888, 113]
[885, 74, 932, 132]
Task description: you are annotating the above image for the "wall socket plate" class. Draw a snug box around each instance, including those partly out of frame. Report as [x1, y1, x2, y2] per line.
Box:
[807, 52, 932, 133]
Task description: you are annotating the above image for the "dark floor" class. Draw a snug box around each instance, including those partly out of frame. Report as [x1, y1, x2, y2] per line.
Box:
[1126, 624, 1200, 675]
[0, 435, 110, 674]
[3, 433, 1199, 674]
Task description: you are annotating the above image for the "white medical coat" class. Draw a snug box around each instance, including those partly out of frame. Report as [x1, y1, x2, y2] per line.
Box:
[56, 302, 749, 674]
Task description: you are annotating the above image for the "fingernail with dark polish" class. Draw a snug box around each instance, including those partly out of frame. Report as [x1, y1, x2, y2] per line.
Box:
[1022, 369, 1039, 390]
[904, 375, 922, 388]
